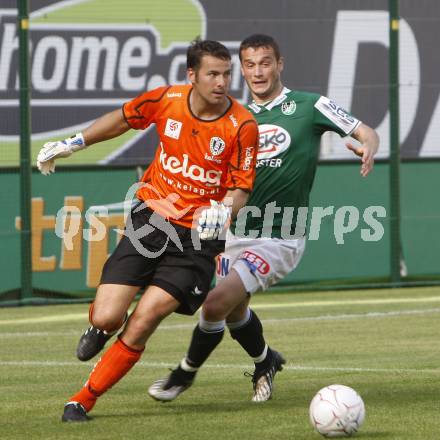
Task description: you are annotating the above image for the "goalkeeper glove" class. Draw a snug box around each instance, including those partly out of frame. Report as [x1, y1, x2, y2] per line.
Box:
[37, 133, 87, 175]
[197, 200, 231, 240]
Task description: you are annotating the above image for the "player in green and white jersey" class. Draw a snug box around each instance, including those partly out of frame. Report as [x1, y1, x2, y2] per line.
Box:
[233, 87, 364, 239]
[149, 34, 379, 403]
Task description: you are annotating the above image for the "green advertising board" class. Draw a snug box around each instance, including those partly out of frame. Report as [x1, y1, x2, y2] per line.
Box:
[2, 161, 438, 302]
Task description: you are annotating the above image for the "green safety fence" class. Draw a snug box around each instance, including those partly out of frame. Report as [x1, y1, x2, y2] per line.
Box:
[2, 0, 440, 305]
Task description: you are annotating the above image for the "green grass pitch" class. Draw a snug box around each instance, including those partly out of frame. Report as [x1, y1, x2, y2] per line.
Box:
[1, 286, 439, 439]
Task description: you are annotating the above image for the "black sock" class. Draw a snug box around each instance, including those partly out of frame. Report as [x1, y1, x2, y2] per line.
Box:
[186, 323, 225, 368]
[229, 310, 273, 370]
[167, 365, 196, 387]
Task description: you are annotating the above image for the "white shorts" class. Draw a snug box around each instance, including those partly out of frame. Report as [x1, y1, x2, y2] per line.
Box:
[215, 230, 306, 294]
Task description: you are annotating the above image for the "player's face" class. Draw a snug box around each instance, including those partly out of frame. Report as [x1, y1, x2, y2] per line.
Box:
[188, 55, 232, 107]
[240, 46, 284, 103]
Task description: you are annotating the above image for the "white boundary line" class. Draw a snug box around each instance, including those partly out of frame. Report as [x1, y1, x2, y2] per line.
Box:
[0, 360, 438, 375]
[251, 295, 440, 309]
[1, 297, 440, 326]
[1, 307, 439, 332]
[260, 307, 440, 323]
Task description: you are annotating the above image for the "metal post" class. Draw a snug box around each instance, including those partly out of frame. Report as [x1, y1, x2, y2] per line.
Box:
[18, 0, 33, 300]
[389, 0, 401, 283]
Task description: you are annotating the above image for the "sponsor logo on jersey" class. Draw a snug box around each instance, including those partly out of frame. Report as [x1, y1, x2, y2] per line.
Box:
[257, 124, 291, 159]
[191, 286, 203, 295]
[204, 152, 222, 164]
[240, 251, 270, 275]
[243, 146, 254, 170]
[281, 100, 296, 115]
[216, 255, 230, 277]
[159, 143, 222, 186]
[167, 92, 182, 98]
[209, 137, 226, 156]
[165, 118, 183, 139]
[314, 96, 360, 135]
[256, 158, 282, 168]
[229, 114, 238, 127]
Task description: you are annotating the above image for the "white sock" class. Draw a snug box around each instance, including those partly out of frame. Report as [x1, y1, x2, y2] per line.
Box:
[180, 358, 199, 372]
[252, 344, 268, 364]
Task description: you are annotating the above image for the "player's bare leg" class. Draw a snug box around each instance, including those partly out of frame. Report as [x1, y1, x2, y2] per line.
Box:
[149, 268, 285, 402]
[149, 269, 284, 402]
[119, 286, 180, 349]
[203, 269, 249, 320]
[148, 271, 247, 402]
[76, 284, 139, 361]
[63, 286, 180, 422]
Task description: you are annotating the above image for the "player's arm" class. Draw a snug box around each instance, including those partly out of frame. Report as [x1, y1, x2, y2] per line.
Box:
[224, 188, 249, 220]
[83, 108, 130, 145]
[313, 95, 379, 177]
[36, 109, 130, 175]
[36, 86, 168, 175]
[346, 122, 380, 177]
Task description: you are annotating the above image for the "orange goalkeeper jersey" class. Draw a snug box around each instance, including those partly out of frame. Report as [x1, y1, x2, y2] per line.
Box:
[123, 84, 258, 228]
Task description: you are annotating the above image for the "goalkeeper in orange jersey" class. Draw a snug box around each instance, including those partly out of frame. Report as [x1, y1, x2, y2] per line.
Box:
[37, 38, 258, 422]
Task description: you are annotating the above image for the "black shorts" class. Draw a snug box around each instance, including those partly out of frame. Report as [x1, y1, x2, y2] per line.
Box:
[100, 202, 224, 315]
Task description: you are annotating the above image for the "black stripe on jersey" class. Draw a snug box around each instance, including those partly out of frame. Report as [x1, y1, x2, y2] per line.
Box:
[120, 107, 131, 129]
[122, 86, 172, 127]
[187, 89, 233, 122]
[229, 119, 258, 171]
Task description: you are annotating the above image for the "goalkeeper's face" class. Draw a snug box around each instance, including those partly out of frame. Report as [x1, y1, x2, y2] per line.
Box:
[240, 46, 284, 104]
[188, 55, 232, 107]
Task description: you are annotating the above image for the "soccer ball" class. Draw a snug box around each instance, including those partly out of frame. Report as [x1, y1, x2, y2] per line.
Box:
[309, 384, 365, 437]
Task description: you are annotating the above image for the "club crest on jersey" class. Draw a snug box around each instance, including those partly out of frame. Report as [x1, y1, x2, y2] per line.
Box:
[209, 137, 226, 156]
[281, 100, 296, 115]
[165, 118, 183, 140]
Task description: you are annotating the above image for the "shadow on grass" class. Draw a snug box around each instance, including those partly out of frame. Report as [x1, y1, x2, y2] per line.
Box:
[355, 432, 393, 438]
[89, 399, 284, 421]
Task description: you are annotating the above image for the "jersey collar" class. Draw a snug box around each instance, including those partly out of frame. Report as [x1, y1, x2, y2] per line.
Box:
[249, 87, 291, 113]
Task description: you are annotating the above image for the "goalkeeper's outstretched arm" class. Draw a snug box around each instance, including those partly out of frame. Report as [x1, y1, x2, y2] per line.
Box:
[82, 108, 130, 146]
[36, 109, 130, 175]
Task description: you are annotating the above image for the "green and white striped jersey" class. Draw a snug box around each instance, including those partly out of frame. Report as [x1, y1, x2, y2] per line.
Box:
[231, 87, 361, 238]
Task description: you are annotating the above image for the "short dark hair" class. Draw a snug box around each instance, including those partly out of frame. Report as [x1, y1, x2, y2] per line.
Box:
[187, 38, 231, 70]
[239, 34, 281, 61]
